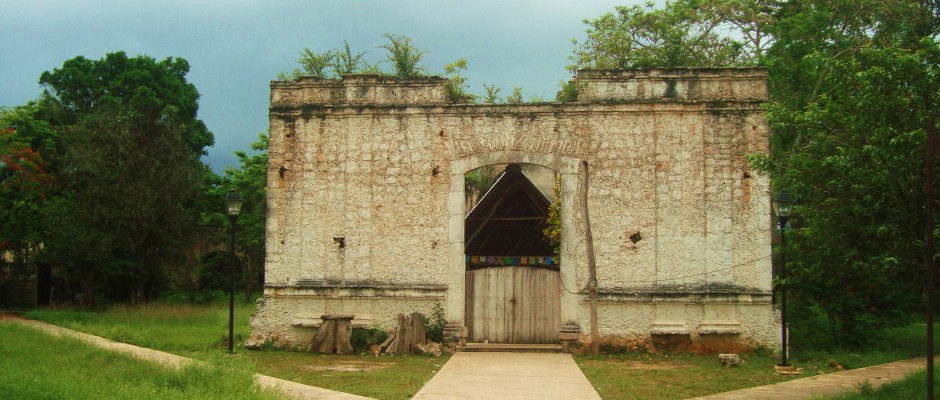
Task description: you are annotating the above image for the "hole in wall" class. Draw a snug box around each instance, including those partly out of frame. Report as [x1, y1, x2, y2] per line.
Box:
[629, 231, 642, 244]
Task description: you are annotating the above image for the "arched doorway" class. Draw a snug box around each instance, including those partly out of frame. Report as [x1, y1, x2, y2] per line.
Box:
[463, 163, 560, 343]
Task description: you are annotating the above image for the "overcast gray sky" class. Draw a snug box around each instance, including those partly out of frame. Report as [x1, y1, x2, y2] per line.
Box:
[1, 0, 639, 172]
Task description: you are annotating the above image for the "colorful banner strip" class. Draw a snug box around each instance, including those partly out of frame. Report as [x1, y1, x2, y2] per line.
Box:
[465, 255, 555, 266]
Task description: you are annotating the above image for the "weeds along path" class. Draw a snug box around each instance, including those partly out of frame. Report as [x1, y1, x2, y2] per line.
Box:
[1, 316, 374, 400]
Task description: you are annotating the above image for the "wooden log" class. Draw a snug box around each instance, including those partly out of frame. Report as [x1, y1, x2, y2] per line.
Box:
[465, 271, 475, 342]
[383, 312, 429, 354]
[397, 313, 413, 354]
[386, 331, 398, 354]
[311, 319, 337, 353]
[378, 331, 395, 352]
[411, 312, 426, 346]
[309, 314, 355, 354]
[334, 319, 354, 354]
[581, 160, 600, 356]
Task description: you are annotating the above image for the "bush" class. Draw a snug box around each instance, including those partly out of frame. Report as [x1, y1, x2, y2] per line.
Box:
[424, 303, 446, 343]
[350, 327, 389, 352]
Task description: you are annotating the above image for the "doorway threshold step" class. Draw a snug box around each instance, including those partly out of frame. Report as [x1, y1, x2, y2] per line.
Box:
[460, 343, 564, 353]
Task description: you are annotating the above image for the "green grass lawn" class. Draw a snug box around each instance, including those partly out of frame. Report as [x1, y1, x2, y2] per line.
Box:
[0, 322, 284, 400]
[24, 301, 255, 353]
[21, 302, 939, 400]
[577, 351, 806, 399]
[577, 349, 919, 400]
[24, 302, 447, 400]
[243, 350, 448, 400]
[577, 323, 938, 400]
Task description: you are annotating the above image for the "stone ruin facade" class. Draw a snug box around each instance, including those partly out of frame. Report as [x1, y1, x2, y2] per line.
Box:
[248, 68, 780, 353]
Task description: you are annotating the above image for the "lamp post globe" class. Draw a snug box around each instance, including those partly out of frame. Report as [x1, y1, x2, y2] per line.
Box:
[772, 191, 793, 228]
[225, 191, 242, 354]
[226, 191, 244, 217]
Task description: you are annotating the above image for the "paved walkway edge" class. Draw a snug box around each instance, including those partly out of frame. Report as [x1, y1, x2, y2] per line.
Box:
[688, 357, 929, 400]
[2, 318, 374, 400]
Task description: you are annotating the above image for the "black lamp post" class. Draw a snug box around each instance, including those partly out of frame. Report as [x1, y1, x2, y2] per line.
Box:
[773, 190, 794, 367]
[225, 191, 243, 354]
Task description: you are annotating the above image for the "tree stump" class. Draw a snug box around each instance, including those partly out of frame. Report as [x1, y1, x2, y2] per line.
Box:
[397, 313, 414, 354]
[411, 312, 426, 345]
[309, 314, 354, 354]
[384, 312, 427, 354]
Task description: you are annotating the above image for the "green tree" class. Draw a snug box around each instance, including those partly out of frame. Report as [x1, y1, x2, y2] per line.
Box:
[754, 1, 940, 347]
[570, 0, 759, 70]
[555, 80, 580, 103]
[0, 103, 58, 286]
[482, 84, 502, 103]
[380, 33, 428, 78]
[542, 176, 561, 260]
[38, 51, 214, 304]
[297, 48, 334, 78]
[506, 87, 524, 104]
[223, 133, 268, 297]
[444, 59, 477, 103]
[332, 41, 372, 76]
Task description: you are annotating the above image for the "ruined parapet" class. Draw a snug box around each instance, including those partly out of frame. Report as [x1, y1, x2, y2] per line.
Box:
[270, 74, 450, 106]
[575, 68, 768, 103]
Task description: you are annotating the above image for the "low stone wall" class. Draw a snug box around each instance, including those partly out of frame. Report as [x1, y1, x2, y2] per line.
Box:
[248, 285, 445, 348]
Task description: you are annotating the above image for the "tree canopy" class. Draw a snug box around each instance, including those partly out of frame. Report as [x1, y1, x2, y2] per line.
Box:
[0, 103, 57, 283]
[758, 1, 940, 346]
[570, 0, 776, 70]
[223, 133, 268, 297]
[0, 52, 217, 304]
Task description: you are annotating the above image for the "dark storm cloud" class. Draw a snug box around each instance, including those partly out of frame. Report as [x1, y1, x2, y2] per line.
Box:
[1, 0, 633, 171]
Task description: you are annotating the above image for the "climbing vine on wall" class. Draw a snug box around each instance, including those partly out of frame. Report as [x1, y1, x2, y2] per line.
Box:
[543, 176, 561, 261]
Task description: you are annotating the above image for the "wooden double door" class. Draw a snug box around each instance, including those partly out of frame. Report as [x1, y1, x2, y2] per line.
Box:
[465, 266, 561, 343]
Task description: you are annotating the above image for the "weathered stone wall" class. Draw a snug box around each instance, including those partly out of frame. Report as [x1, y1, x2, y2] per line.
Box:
[250, 69, 778, 351]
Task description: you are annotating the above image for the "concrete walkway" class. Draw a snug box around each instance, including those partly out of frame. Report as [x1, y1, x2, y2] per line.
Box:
[1, 317, 373, 400]
[411, 352, 602, 400]
[689, 357, 929, 400]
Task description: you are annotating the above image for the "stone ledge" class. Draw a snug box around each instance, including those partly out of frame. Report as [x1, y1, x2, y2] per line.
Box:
[267, 99, 766, 117]
[592, 289, 772, 304]
[697, 320, 743, 335]
[292, 314, 377, 329]
[265, 282, 448, 299]
[576, 68, 768, 103]
[270, 74, 449, 106]
[650, 321, 690, 335]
